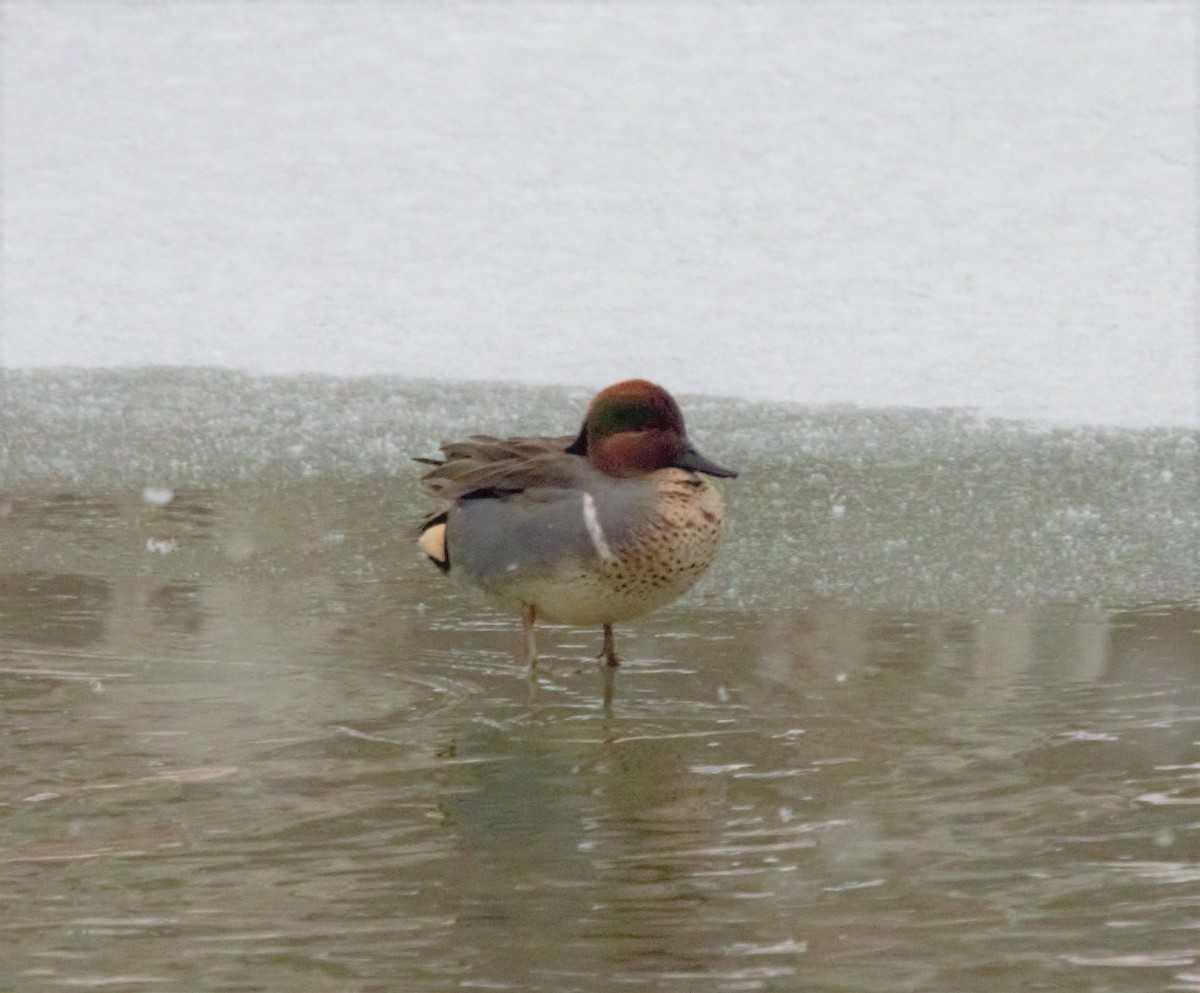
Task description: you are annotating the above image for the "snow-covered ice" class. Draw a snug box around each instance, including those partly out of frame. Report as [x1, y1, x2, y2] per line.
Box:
[2, 2, 1194, 427]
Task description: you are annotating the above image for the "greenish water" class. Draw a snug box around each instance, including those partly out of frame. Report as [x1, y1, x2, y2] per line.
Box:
[1, 370, 1198, 991]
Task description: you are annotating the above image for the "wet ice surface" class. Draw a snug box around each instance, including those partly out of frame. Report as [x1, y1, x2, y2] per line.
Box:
[2, 369, 1199, 992]
[4, 368, 1195, 610]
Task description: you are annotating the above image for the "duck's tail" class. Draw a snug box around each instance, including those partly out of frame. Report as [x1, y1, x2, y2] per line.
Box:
[417, 512, 450, 573]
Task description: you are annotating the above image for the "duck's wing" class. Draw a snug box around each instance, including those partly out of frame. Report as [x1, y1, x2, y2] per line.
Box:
[417, 434, 579, 502]
[417, 433, 656, 585]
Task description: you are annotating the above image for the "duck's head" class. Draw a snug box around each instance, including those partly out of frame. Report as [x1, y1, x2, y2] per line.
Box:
[565, 379, 737, 480]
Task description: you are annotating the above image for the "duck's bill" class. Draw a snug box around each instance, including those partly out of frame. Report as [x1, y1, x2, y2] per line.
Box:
[675, 444, 738, 479]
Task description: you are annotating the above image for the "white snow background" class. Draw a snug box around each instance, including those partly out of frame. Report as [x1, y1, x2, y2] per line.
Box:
[2, 2, 1195, 427]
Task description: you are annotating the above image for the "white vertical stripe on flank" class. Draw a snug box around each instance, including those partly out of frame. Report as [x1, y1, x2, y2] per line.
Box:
[582, 492, 615, 561]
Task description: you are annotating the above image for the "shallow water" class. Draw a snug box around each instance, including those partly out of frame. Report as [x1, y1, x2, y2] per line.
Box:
[2, 371, 1199, 991]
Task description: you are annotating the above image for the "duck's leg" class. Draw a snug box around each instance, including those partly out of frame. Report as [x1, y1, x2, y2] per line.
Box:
[520, 603, 538, 668]
[599, 623, 620, 667]
[602, 663, 617, 713]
